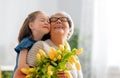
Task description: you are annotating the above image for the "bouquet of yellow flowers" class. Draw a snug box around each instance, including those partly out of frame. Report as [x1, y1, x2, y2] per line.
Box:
[21, 45, 83, 78]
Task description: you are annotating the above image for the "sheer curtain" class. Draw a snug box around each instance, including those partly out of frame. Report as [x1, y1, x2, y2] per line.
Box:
[106, 0, 120, 78]
[92, 0, 107, 78]
[92, 0, 120, 78]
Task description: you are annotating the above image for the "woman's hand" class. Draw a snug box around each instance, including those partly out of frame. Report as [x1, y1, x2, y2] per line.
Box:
[56, 71, 67, 78]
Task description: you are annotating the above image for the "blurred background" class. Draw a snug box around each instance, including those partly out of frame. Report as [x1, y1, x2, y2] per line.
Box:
[0, 0, 120, 78]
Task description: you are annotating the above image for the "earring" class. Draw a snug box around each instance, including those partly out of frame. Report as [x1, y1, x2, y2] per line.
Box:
[67, 32, 71, 39]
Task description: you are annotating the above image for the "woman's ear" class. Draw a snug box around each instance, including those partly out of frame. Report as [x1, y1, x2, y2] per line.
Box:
[67, 32, 71, 39]
[67, 29, 73, 39]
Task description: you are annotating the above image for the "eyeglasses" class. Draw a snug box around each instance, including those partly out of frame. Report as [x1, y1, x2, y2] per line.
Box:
[49, 17, 68, 23]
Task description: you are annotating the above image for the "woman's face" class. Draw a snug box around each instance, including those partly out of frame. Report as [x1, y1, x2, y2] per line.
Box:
[50, 13, 70, 39]
[29, 13, 50, 35]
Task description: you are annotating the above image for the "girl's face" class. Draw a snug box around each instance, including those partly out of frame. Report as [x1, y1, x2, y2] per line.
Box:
[29, 13, 50, 35]
[50, 13, 70, 39]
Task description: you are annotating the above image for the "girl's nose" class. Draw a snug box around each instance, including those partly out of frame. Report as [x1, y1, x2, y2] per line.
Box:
[45, 21, 50, 25]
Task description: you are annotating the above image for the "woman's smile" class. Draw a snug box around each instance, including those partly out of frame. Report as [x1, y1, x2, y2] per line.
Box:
[54, 25, 64, 29]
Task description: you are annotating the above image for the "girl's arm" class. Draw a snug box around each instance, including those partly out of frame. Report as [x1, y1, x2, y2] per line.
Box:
[14, 49, 29, 78]
[18, 49, 29, 68]
[13, 68, 26, 78]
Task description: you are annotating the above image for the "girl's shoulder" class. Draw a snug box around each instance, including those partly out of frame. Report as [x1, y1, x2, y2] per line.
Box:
[14, 37, 36, 53]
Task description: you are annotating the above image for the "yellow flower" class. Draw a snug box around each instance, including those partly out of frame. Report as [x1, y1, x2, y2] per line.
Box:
[25, 74, 31, 78]
[46, 63, 50, 67]
[65, 71, 72, 78]
[76, 48, 83, 54]
[59, 44, 64, 51]
[47, 70, 53, 76]
[21, 45, 83, 78]
[28, 68, 35, 73]
[38, 49, 46, 57]
[48, 65, 52, 71]
[35, 75, 39, 78]
[75, 62, 81, 70]
[48, 47, 57, 61]
[21, 68, 29, 75]
[57, 55, 61, 60]
[53, 58, 57, 61]
[69, 56, 77, 64]
[36, 53, 41, 61]
[50, 47, 57, 52]
[47, 65, 53, 76]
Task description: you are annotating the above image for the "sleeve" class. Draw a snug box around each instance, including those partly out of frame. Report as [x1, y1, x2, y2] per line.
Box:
[77, 70, 83, 78]
[27, 41, 44, 67]
[70, 64, 83, 78]
[70, 56, 83, 78]
[14, 38, 34, 53]
[76, 56, 83, 78]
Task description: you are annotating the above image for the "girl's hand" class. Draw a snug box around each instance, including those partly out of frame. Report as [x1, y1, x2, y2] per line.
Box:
[14, 68, 26, 78]
[56, 71, 67, 78]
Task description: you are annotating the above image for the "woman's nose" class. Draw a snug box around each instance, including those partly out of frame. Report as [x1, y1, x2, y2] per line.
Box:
[56, 19, 62, 24]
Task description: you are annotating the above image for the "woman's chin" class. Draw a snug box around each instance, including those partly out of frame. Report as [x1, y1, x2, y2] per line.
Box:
[54, 29, 64, 33]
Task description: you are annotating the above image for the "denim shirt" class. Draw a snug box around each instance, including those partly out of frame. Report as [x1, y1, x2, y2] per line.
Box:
[12, 37, 36, 77]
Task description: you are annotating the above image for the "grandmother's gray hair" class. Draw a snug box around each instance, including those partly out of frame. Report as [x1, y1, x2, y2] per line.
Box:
[50, 11, 74, 40]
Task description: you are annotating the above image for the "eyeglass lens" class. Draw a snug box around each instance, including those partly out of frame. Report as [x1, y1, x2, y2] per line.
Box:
[50, 17, 68, 22]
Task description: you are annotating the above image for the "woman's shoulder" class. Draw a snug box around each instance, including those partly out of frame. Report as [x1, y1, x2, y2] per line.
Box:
[33, 40, 50, 49]
[32, 39, 52, 53]
[27, 40, 49, 67]
[34, 39, 50, 46]
[45, 39, 58, 49]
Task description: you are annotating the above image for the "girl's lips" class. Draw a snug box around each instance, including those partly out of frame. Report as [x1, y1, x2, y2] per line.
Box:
[43, 26, 49, 30]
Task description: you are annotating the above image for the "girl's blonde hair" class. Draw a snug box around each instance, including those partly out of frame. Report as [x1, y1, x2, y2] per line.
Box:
[18, 11, 46, 42]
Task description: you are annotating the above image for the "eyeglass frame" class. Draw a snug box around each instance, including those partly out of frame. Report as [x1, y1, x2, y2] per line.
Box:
[49, 17, 69, 23]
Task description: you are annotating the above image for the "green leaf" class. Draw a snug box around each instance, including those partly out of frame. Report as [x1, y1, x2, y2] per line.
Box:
[51, 61, 57, 67]
[41, 66, 47, 74]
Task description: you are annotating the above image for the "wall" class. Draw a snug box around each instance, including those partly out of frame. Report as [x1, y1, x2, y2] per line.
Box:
[58, 0, 83, 29]
[0, 0, 57, 67]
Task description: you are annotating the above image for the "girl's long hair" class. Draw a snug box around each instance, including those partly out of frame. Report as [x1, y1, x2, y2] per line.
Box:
[18, 11, 44, 43]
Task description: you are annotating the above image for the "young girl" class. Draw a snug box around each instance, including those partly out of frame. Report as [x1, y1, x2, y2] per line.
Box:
[13, 11, 50, 78]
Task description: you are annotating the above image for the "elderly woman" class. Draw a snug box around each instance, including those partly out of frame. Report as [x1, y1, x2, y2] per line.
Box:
[27, 12, 83, 78]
